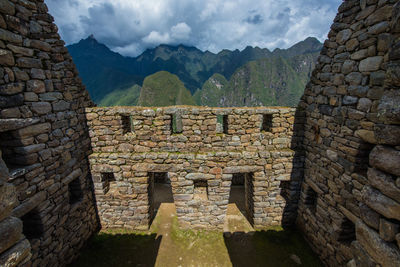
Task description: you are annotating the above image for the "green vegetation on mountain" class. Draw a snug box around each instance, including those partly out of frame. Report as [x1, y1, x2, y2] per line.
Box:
[194, 73, 228, 106]
[99, 84, 141, 106]
[219, 57, 307, 107]
[137, 71, 195, 106]
[68, 36, 322, 107]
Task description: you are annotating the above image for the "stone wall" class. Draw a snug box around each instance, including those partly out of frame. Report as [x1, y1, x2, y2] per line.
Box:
[86, 106, 304, 229]
[0, 0, 98, 266]
[0, 149, 31, 266]
[297, 0, 400, 266]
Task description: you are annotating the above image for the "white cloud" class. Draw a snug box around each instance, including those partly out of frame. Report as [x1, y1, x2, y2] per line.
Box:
[171, 22, 191, 40]
[46, 0, 342, 57]
[142, 31, 171, 44]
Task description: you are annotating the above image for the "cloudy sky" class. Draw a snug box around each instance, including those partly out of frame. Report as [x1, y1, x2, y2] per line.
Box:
[46, 0, 342, 57]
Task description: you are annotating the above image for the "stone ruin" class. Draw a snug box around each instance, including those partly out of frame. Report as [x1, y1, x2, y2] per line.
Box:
[0, 0, 399, 266]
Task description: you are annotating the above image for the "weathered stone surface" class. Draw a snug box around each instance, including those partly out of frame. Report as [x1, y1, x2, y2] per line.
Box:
[52, 100, 70, 111]
[0, 0, 15, 16]
[186, 173, 214, 180]
[0, 118, 40, 132]
[0, 239, 31, 267]
[0, 83, 24, 96]
[0, 49, 14, 66]
[365, 5, 392, 26]
[0, 217, 22, 254]
[362, 186, 400, 221]
[351, 240, 378, 267]
[355, 129, 376, 144]
[380, 218, 399, 242]
[337, 29, 352, 45]
[12, 191, 46, 218]
[0, 183, 17, 221]
[12, 122, 51, 138]
[359, 203, 380, 230]
[6, 44, 33, 56]
[31, 102, 51, 115]
[359, 56, 383, 72]
[377, 91, 400, 124]
[368, 168, 400, 203]
[27, 80, 45, 93]
[356, 220, 400, 267]
[369, 145, 400, 176]
[0, 29, 21, 43]
[16, 57, 42, 68]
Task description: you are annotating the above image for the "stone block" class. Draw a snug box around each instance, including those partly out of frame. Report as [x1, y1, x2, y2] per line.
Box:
[0, 217, 22, 254]
[0, 49, 14, 66]
[31, 102, 52, 115]
[379, 218, 399, 242]
[367, 168, 400, 203]
[0, 239, 31, 267]
[0, 183, 18, 221]
[359, 203, 380, 230]
[12, 123, 51, 138]
[362, 186, 400, 221]
[369, 145, 400, 176]
[377, 90, 400, 124]
[186, 173, 214, 180]
[356, 220, 400, 267]
[359, 56, 383, 72]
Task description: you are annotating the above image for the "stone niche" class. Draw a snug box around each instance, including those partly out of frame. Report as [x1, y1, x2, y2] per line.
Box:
[86, 106, 305, 230]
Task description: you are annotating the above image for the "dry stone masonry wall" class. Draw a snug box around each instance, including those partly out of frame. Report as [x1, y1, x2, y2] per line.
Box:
[1, 0, 400, 266]
[297, 0, 400, 266]
[86, 106, 304, 230]
[0, 0, 98, 266]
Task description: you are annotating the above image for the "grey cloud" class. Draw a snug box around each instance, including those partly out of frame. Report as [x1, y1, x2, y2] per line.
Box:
[46, 0, 343, 57]
[245, 14, 263, 24]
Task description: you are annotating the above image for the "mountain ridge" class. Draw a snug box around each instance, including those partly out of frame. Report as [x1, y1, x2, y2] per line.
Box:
[67, 36, 322, 103]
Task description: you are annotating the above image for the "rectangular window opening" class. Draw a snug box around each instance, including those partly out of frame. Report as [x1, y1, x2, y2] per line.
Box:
[262, 114, 273, 132]
[170, 114, 182, 134]
[280, 181, 291, 201]
[223, 115, 228, 134]
[305, 187, 317, 213]
[121, 115, 132, 134]
[21, 209, 44, 240]
[101, 172, 116, 194]
[338, 218, 356, 245]
[354, 141, 374, 176]
[216, 115, 228, 134]
[0, 131, 32, 174]
[69, 178, 83, 204]
[193, 180, 208, 200]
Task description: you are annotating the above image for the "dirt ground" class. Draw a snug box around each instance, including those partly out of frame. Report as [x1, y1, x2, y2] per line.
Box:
[70, 201, 322, 267]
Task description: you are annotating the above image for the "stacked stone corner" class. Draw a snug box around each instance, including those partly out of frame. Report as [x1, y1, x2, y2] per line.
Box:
[0, 0, 99, 266]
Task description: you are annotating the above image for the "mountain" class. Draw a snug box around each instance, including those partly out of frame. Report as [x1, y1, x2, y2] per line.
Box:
[67, 36, 275, 102]
[194, 39, 321, 107]
[137, 71, 195, 106]
[219, 56, 311, 107]
[193, 73, 228, 106]
[67, 36, 322, 107]
[99, 84, 141, 106]
[67, 35, 140, 103]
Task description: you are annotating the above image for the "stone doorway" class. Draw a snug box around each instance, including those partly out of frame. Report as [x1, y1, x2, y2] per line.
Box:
[148, 172, 174, 224]
[228, 173, 254, 226]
